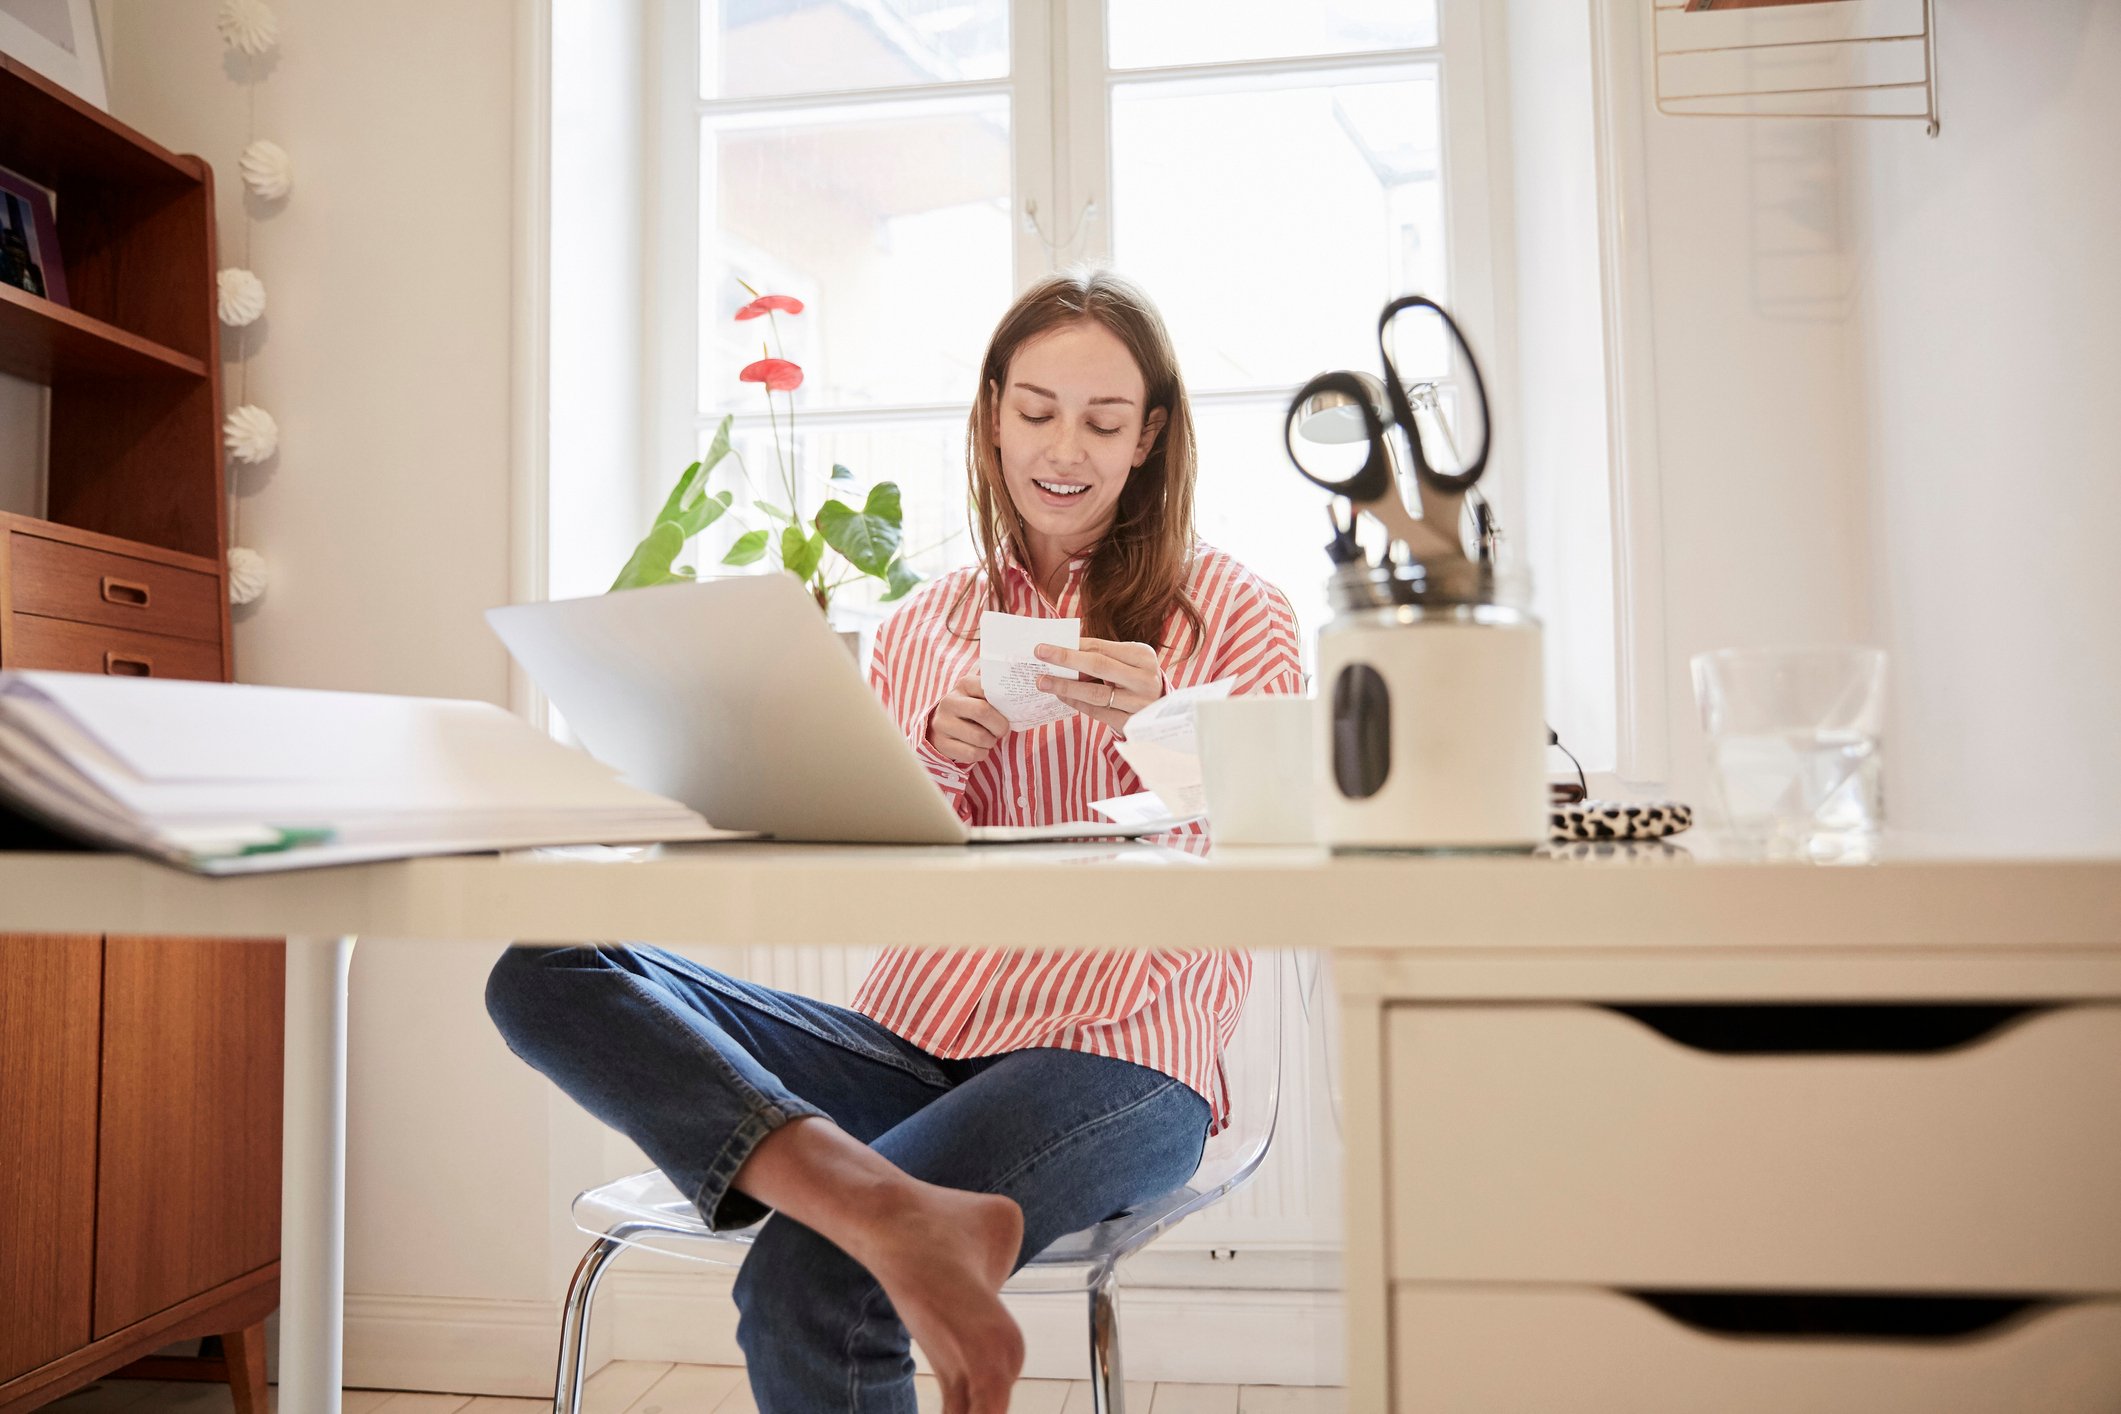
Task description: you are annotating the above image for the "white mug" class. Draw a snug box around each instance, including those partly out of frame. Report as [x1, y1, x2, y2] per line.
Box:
[1195, 695, 1318, 846]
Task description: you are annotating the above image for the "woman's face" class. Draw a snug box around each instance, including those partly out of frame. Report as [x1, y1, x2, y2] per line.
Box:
[990, 320, 1167, 552]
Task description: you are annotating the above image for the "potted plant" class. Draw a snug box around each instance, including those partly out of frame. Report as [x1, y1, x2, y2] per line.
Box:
[610, 286, 922, 619]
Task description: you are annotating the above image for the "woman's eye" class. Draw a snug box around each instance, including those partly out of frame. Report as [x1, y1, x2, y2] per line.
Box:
[1089, 425, 1121, 437]
[1019, 413, 1052, 425]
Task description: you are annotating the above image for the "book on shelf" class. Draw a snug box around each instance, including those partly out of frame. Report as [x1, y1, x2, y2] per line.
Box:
[0, 670, 741, 874]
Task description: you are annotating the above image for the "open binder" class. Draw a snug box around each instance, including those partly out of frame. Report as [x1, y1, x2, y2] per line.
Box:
[0, 671, 735, 874]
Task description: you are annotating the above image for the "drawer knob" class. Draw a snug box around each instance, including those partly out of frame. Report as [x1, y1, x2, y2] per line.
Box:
[101, 576, 152, 609]
[103, 652, 154, 677]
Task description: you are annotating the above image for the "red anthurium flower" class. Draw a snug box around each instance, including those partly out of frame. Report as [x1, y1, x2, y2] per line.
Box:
[739, 357, 804, 392]
[735, 294, 805, 320]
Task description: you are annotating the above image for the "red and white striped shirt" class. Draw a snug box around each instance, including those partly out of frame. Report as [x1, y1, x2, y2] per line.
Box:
[851, 541, 1305, 1126]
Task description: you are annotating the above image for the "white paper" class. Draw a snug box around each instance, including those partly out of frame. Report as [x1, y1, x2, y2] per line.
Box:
[1088, 790, 1173, 825]
[1111, 679, 1235, 819]
[980, 611, 1080, 729]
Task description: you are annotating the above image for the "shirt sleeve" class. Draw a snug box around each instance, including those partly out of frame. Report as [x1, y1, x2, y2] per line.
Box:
[869, 601, 978, 822]
[1212, 575, 1306, 698]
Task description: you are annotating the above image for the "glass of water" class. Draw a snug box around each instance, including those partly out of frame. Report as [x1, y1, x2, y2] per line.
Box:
[1691, 647, 1886, 859]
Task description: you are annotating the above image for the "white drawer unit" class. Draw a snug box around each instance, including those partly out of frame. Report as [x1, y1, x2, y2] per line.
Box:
[1384, 1002, 2121, 1294]
[1389, 1285, 2121, 1414]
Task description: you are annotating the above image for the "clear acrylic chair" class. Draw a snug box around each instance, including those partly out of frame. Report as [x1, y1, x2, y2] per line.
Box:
[548, 951, 1289, 1414]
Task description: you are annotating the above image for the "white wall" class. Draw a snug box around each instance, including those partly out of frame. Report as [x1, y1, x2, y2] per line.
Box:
[1848, 0, 2121, 843]
[1620, 38, 1875, 805]
[102, 0, 594, 1393]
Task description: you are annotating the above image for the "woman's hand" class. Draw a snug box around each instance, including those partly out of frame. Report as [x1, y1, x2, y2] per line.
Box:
[1034, 638, 1164, 735]
[929, 673, 1012, 764]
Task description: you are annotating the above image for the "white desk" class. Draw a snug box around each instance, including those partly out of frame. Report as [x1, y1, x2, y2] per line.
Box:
[3, 837, 2118, 1412]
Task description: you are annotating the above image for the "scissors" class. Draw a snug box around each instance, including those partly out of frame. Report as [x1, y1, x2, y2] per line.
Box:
[1283, 294, 1492, 567]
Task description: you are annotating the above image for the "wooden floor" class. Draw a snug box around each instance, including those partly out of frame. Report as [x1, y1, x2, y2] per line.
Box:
[42, 1362, 1347, 1413]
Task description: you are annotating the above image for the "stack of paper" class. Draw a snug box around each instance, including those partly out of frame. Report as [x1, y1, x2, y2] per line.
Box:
[0, 671, 730, 874]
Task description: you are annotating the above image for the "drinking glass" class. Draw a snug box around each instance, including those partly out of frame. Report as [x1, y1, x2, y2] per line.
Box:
[1691, 647, 1885, 858]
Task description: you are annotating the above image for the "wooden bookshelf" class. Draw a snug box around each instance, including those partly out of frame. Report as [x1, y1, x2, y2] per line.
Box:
[0, 48, 277, 1414]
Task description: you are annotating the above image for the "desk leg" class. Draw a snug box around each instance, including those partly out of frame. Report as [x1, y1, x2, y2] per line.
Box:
[282, 934, 356, 1414]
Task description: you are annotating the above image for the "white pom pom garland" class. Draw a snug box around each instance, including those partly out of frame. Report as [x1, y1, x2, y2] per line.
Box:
[223, 404, 280, 464]
[217, 268, 267, 327]
[239, 140, 292, 200]
[215, 0, 279, 57]
[227, 547, 269, 605]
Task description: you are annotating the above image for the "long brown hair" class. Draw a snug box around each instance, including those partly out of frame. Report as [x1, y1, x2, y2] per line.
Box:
[953, 269, 1204, 655]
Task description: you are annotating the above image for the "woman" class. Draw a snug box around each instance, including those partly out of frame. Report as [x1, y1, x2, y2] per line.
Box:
[486, 269, 1302, 1414]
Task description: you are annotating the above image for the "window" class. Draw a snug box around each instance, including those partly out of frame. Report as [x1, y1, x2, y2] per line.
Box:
[613, 0, 1614, 765]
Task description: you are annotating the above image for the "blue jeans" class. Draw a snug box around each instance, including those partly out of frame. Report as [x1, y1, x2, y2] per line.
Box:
[484, 943, 1212, 1413]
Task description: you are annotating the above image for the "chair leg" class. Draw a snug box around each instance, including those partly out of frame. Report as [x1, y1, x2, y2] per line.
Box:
[553, 1236, 628, 1414]
[1086, 1267, 1126, 1414]
[222, 1320, 269, 1414]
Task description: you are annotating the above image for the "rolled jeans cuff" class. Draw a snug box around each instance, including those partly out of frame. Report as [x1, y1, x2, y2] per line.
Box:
[693, 1095, 831, 1231]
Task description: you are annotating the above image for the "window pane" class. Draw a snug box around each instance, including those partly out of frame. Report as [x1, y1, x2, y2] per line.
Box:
[1107, 0, 1435, 70]
[702, 0, 1009, 101]
[689, 415, 978, 619]
[1111, 69, 1443, 393]
[1189, 399, 1333, 670]
[702, 96, 1013, 412]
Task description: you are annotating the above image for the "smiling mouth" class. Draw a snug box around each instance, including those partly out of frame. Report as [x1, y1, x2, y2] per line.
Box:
[1033, 479, 1090, 498]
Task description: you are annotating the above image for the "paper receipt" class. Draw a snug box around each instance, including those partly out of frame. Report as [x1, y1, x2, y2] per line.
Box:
[980, 611, 1080, 729]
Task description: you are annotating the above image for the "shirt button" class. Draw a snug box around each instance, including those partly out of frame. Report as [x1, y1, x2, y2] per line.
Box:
[1017, 795, 1029, 807]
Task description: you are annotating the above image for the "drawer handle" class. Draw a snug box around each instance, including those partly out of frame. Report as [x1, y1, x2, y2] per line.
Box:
[103, 652, 153, 677]
[101, 576, 152, 609]
[1628, 1290, 2049, 1342]
[1609, 1003, 2043, 1056]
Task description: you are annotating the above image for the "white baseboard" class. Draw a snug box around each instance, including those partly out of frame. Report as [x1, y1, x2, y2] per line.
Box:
[345, 1260, 1344, 1395]
[344, 1292, 598, 1398]
[602, 1270, 1345, 1387]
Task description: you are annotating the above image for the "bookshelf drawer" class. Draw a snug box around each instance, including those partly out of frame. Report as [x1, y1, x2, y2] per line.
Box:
[9, 614, 223, 681]
[10, 532, 222, 644]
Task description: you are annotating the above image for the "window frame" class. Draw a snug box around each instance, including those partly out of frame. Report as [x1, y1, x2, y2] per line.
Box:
[629, 0, 1635, 771]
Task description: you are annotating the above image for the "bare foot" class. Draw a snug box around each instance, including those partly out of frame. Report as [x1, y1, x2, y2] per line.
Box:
[854, 1182, 1025, 1414]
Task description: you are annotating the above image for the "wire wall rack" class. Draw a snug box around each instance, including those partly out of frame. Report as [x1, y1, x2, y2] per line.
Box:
[1653, 0, 1940, 137]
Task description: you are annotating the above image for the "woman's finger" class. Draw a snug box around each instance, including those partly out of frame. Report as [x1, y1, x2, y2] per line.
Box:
[1035, 645, 1154, 696]
[946, 707, 1000, 749]
[1038, 674, 1141, 717]
[967, 696, 1011, 739]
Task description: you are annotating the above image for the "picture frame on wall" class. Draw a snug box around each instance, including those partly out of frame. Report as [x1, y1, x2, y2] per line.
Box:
[0, 0, 109, 111]
[0, 165, 67, 305]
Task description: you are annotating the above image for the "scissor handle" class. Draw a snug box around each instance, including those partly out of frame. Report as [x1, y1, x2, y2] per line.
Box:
[1283, 368, 1395, 503]
[1378, 294, 1490, 495]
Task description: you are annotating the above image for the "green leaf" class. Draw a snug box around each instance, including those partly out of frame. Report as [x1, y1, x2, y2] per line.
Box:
[650, 461, 704, 529]
[609, 519, 686, 591]
[815, 497, 903, 578]
[700, 414, 735, 475]
[676, 487, 733, 539]
[755, 499, 795, 524]
[862, 480, 904, 527]
[721, 528, 770, 566]
[830, 462, 855, 482]
[782, 525, 826, 582]
[878, 556, 922, 603]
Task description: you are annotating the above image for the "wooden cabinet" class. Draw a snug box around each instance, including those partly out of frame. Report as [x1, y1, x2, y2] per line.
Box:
[94, 938, 284, 1337]
[0, 938, 282, 1414]
[0, 49, 276, 1414]
[0, 936, 100, 1385]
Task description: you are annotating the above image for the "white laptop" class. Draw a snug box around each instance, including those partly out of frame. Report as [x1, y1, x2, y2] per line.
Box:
[486, 575, 1187, 845]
